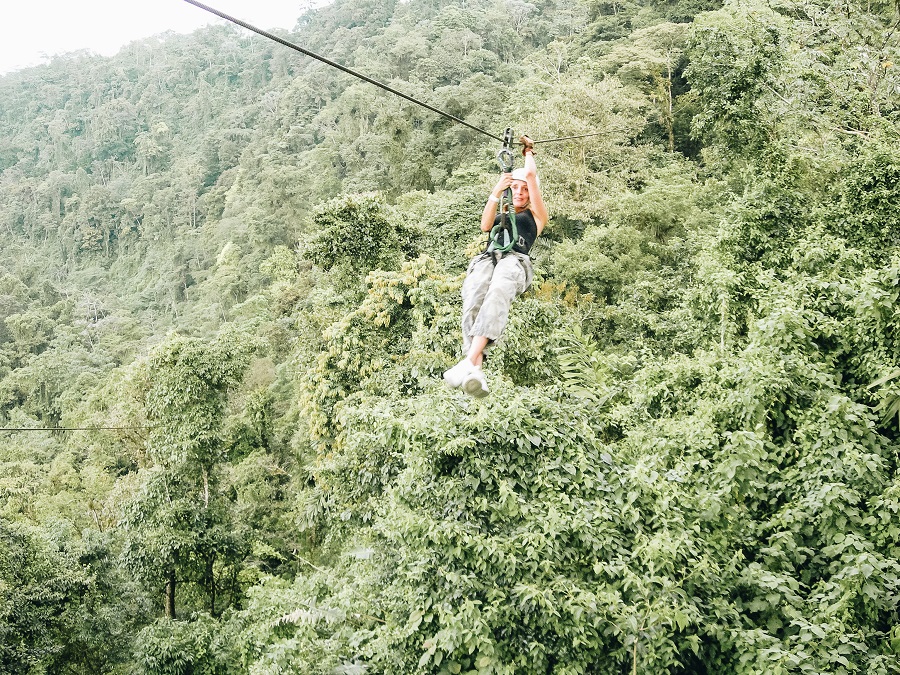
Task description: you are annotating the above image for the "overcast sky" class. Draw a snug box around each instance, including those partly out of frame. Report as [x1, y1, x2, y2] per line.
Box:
[0, 1, 306, 75]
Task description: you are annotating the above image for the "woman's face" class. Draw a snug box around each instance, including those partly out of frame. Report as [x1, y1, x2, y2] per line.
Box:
[511, 180, 529, 208]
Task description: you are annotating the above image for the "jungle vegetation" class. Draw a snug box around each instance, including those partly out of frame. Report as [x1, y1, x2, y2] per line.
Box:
[1, 0, 900, 672]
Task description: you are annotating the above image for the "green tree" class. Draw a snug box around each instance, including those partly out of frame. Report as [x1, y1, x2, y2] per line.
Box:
[0, 519, 85, 673]
[300, 193, 415, 281]
[686, 0, 788, 155]
[600, 22, 690, 152]
[120, 330, 257, 620]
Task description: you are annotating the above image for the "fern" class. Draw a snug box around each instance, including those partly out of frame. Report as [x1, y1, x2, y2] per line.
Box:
[553, 323, 611, 402]
[868, 367, 900, 426]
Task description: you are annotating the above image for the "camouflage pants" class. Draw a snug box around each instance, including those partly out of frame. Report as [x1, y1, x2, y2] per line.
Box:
[461, 251, 533, 355]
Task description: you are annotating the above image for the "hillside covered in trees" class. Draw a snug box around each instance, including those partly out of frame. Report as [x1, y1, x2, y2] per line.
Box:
[2, 0, 900, 672]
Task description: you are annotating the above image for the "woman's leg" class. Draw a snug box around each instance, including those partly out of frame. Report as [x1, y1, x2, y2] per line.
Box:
[461, 255, 528, 396]
[460, 255, 495, 357]
[445, 255, 494, 389]
[448, 254, 529, 396]
[469, 254, 526, 351]
[467, 336, 489, 367]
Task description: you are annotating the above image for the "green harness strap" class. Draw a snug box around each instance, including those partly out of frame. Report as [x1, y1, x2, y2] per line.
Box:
[489, 190, 518, 253]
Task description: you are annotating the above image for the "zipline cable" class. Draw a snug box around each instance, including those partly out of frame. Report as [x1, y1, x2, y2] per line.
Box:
[183, 0, 505, 143]
[532, 131, 612, 144]
[0, 427, 152, 432]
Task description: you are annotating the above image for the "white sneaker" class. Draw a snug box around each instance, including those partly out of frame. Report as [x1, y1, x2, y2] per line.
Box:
[443, 358, 475, 389]
[462, 368, 489, 398]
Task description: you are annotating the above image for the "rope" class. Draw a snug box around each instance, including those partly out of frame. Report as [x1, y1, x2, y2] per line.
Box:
[532, 131, 612, 144]
[182, 0, 504, 143]
[0, 427, 151, 432]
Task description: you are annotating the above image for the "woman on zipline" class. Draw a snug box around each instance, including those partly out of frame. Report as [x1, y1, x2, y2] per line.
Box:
[444, 136, 548, 398]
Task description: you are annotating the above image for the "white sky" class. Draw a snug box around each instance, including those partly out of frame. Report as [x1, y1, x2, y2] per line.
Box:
[0, 1, 307, 75]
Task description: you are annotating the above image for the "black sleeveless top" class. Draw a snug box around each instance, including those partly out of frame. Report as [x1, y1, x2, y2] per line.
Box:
[490, 209, 538, 255]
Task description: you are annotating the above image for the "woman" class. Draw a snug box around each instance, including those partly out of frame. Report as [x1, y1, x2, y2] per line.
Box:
[444, 137, 548, 397]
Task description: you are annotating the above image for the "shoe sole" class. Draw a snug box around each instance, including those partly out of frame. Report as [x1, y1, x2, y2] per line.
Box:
[462, 377, 489, 398]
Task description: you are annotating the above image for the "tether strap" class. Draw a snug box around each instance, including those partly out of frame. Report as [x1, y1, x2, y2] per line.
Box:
[488, 128, 518, 253]
[489, 194, 517, 253]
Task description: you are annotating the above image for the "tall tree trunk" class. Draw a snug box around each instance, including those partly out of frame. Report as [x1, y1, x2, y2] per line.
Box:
[165, 551, 177, 619]
[665, 62, 675, 153]
[208, 554, 216, 617]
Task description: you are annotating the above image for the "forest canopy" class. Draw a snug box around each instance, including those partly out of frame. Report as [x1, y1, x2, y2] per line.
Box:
[1, 0, 900, 673]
